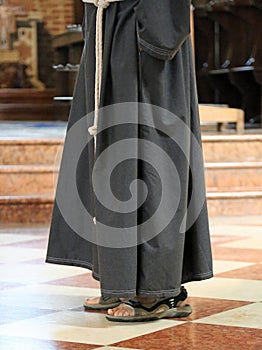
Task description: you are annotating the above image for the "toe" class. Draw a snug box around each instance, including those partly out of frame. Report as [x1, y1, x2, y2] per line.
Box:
[123, 310, 130, 317]
[107, 304, 134, 317]
[107, 308, 113, 315]
[107, 306, 120, 315]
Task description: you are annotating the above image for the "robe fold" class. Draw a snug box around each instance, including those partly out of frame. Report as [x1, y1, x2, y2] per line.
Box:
[46, 0, 213, 298]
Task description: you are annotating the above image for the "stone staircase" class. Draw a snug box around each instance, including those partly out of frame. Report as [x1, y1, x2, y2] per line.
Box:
[0, 134, 261, 223]
[0, 138, 61, 223]
[203, 134, 262, 216]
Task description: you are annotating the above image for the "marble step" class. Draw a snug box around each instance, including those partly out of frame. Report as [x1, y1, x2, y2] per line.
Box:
[202, 134, 262, 162]
[207, 191, 262, 216]
[0, 194, 54, 223]
[1, 161, 262, 195]
[0, 191, 261, 223]
[0, 139, 63, 165]
[205, 162, 262, 191]
[0, 134, 262, 165]
[0, 165, 58, 195]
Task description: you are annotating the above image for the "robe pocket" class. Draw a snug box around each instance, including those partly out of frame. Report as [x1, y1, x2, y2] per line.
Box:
[134, 0, 191, 61]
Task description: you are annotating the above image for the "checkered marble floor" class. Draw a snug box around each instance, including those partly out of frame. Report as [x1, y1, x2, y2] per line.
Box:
[0, 216, 261, 350]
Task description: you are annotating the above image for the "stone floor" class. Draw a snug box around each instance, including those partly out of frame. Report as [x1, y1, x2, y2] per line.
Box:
[0, 121, 67, 139]
[0, 215, 261, 350]
[0, 121, 261, 140]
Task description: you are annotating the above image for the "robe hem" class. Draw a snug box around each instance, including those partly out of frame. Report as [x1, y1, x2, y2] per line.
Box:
[182, 271, 214, 284]
[137, 287, 182, 298]
[46, 256, 213, 297]
[46, 256, 95, 271]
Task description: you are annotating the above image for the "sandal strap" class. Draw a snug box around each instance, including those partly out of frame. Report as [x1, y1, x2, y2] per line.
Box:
[123, 286, 188, 313]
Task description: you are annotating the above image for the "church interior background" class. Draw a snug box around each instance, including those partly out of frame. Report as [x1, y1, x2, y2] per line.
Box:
[0, 0, 261, 349]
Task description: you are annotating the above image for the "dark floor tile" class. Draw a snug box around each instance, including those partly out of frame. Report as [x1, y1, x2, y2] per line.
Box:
[113, 323, 262, 350]
[212, 246, 262, 263]
[216, 263, 262, 280]
[177, 297, 251, 321]
[211, 235, 247, 246]
[0, 337, 99, 350]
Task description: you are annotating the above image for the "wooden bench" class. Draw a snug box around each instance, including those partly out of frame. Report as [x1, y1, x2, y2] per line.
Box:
[191, 7, 245, 134]
[199, 105, 245, 134]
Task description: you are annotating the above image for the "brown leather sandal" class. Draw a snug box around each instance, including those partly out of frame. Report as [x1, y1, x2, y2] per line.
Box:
[106, 287, 192, 322]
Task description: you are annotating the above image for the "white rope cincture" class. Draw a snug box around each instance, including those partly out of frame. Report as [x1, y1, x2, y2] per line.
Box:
[82, 0, 123, 145]
[82, 0, 123, 225]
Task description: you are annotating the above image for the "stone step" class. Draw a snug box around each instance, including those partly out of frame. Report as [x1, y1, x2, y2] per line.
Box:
[0, 194, 54, 223]
[1, 134, 261, 165]
[0, 191, 261, 223]
[0, 165, 58, 195]
[0, 134, 262, 165]
[0, 139, 63, 165]
[207, 191, 262, 216]
[202, 134, 262, 162]
[205, 162, 262, 191]
[1, 161, 261, 195]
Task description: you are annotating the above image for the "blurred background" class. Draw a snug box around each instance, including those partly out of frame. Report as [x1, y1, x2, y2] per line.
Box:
[0, 2, 261, 349]
[1, 0, 262, 127]
[0, 0, 261, 222]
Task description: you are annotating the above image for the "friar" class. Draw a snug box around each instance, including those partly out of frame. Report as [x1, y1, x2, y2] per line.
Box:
[46, 0, 213, 322]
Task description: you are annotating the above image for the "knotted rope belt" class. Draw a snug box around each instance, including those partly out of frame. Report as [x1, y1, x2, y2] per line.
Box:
[82, 0, 124, 144]
[82, 0, 124, 225]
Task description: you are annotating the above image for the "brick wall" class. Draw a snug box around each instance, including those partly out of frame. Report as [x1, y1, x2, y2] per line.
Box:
[8, 0, 75, 35]
[3, 1, 83, 88]
[6, 0, 78, 87]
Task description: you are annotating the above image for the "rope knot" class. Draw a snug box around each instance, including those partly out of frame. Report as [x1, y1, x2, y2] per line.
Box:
[95, 0, 110, 8]
[88, 125, 98, 136]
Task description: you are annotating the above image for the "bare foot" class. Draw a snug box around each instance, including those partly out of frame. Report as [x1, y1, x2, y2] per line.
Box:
[107, 303, 135, 317]
[107, 296, 158, 317]
[85, 296, 100, 305]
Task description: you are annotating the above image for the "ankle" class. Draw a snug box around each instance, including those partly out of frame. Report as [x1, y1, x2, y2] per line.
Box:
[135, 296, 158, 304]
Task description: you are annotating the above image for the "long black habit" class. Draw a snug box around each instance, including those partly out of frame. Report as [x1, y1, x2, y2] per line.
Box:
[46, 0, 213, 298]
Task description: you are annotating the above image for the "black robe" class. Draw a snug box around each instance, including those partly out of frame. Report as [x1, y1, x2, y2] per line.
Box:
[46, 0, 213, 298]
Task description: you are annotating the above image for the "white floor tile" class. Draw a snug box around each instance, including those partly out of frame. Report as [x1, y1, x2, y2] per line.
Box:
[3, 284, 98, 297]
[0, 234, 45, 245]
[210, 225, 262, 238]
[209, 215, 262, 226]
[0, 263, 88, 284]
[187, 277, 262, 302]
[195, 302, 262, 329]
[213, 260, 254, 275]
[0, 293, 85, 311]
[0, 225, 48, 235]
[0, 311, 182, 345]
[219, 238, 262, 250]
[0, 284, 100, 310]
[0, 247, 46, 263]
